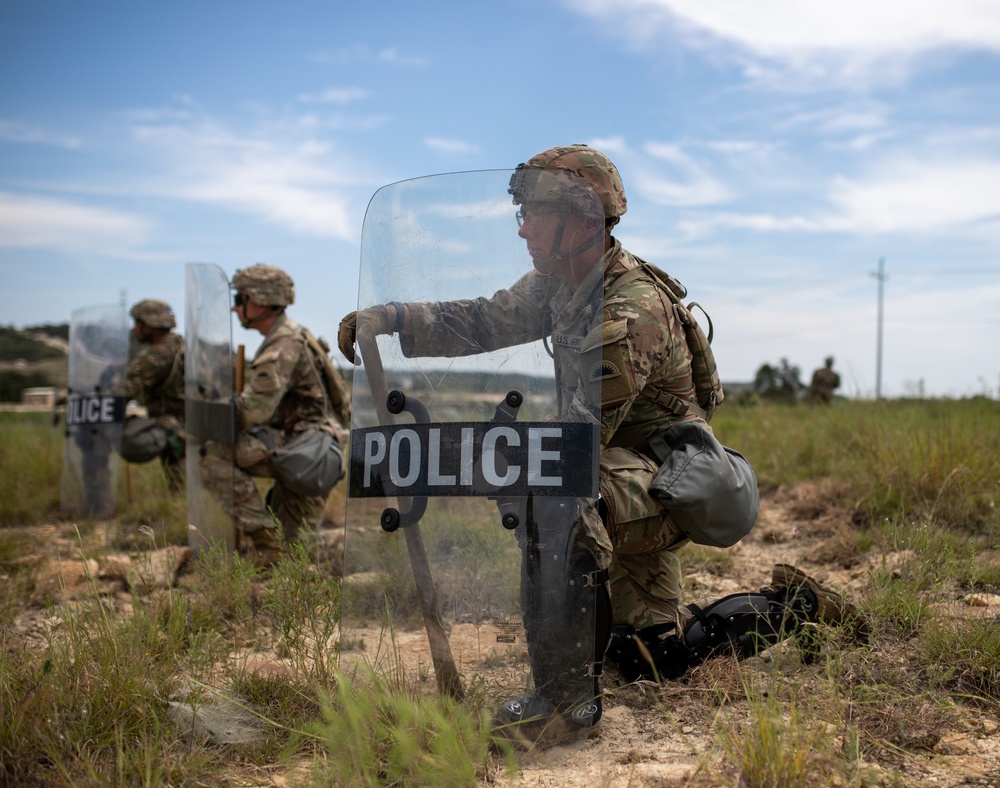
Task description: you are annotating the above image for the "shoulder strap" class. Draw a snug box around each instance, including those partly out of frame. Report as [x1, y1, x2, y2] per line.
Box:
[300, 326, 351, 428]
[153, 335, 185, 415]
[163, 337, 184, 393]
[605, 262, 715, 421]
[605, 266, 647, 300]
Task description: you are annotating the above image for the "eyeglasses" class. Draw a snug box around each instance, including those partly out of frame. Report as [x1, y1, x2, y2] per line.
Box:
[515, 205, 559, 227]
[233, 292, 246, 308]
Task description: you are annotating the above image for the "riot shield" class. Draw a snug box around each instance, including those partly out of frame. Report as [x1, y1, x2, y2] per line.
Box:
[340, 170, 603, 723]
[61, 304, 129, 519]
[185, 262, 236, 554]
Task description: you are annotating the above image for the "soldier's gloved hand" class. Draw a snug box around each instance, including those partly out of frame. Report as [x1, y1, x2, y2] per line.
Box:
[338, 312, 359, 364]
[338, 306, 396, 365]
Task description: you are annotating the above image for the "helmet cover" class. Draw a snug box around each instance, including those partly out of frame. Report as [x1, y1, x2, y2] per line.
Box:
[508, 144, 627, 220]
[232, 264, 295, 307]
[129, 299, 176, 329]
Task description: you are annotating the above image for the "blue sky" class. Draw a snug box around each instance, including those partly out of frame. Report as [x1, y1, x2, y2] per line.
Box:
[1, 0, 998, 398]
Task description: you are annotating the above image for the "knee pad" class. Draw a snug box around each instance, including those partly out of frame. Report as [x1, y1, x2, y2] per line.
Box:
[607, 621, 693, 682]
[607, 588, 819, 682]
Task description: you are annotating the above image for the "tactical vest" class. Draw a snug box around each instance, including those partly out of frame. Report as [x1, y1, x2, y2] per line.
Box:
[606, 260, 724, 422]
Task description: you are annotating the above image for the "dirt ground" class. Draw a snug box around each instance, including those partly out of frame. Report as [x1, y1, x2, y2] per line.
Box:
[8, 481, 1000, 786]
[480, 482, 1000, 787]
[342, 481, 1000, 787]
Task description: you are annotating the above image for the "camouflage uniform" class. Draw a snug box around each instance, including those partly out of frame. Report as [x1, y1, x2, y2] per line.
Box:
[400, 236, 699, 629]
[124, 300, 185, 489]
[203, 270, 349, 545]
[808, 358, 841, 404]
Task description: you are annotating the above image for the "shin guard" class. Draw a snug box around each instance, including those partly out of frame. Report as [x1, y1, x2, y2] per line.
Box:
[519, 497, 610, 719]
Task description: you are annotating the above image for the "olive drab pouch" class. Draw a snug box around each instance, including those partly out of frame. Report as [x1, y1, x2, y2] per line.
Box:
[119, 416, 168, 463]
[264, 427, 345, 498]
[646, 422, 759, 548]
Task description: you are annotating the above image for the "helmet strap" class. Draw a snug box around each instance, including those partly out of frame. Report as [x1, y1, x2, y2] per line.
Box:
[536, 211, 605, 275]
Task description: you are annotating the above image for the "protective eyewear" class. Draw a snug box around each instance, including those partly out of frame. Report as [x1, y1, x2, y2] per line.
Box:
[515, 205, 558, 227]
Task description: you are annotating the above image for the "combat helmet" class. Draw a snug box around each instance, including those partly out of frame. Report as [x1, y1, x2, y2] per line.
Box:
[508, 144, 627, 226]
[130, 299, 176, 329]
[232, 264, 295, 307]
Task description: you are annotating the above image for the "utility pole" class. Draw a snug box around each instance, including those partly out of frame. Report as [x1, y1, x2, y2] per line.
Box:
[871, 257, 886, 399]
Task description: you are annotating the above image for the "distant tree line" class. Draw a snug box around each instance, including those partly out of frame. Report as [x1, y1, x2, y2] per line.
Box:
[0, 326, 66, 363]
[0, 324, 820, 407]
[0, 370, 54, 402]
[751, 358, 804, 403]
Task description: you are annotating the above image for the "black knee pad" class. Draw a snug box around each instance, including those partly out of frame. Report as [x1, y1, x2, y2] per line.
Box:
[607, 588, 820, 682]
[607, 621, 693, 682]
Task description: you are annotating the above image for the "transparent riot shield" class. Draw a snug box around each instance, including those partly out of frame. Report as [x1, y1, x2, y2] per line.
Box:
[340, 170, 603, 725]
[61, 304, 129, 519]
[185, 263, 236, 554]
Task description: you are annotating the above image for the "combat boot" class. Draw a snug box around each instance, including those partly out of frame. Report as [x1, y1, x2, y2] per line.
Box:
[491, 688, 601, 750]
[246, 527, 285, 568]
[769, 563, 868, 636]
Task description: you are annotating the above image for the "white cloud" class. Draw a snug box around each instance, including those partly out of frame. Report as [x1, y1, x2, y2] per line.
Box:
[674, 157, 1000, 237]
[131, 115, 360, 240]
[376, 47, 427, 66]
[298, 87, 369, 104]
[0, 191, 150, 254]
[0, 120, 82, 149]
[307, 45, 426, 67]
[640, 0, 1000, 54]
[826, 158, 1000, 233]
[637, 142, 733, 205]
[571, 0, 1000, 86]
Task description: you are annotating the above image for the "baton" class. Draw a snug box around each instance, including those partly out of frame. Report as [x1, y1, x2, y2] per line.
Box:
[356, 331, 465, 700]
[235, 344, 245, 393]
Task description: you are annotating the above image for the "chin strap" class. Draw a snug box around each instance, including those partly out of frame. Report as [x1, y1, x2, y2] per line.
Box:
[535, 210, 606, 274]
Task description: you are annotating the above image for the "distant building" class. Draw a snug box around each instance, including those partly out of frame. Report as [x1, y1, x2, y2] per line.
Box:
[21, 386, 57, 409]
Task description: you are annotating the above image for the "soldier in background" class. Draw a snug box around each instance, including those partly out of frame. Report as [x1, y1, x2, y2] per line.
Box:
[122, 299, 186, 490]
[203, 264, 350, 567]
[807, 356, 841, 404]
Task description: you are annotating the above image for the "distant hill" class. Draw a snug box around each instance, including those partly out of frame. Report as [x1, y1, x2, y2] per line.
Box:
[0, 325, 69, 402]
[24, 322, 70, 342]
[0, 325, 67, 363]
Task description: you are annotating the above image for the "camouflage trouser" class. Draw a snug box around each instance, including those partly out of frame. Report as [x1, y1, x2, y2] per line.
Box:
[201, 426, 325, 543]
[576, 446, 687, 630]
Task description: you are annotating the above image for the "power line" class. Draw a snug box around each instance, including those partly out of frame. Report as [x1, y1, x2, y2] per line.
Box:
[888, 267, 1000, 275]
[872, 257, 886, 400]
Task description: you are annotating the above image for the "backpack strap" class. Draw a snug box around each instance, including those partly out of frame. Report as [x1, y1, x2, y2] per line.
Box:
[300, 326, 351, 428]
[155, 336, 185, 418]
[605, 263, 717, 422]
